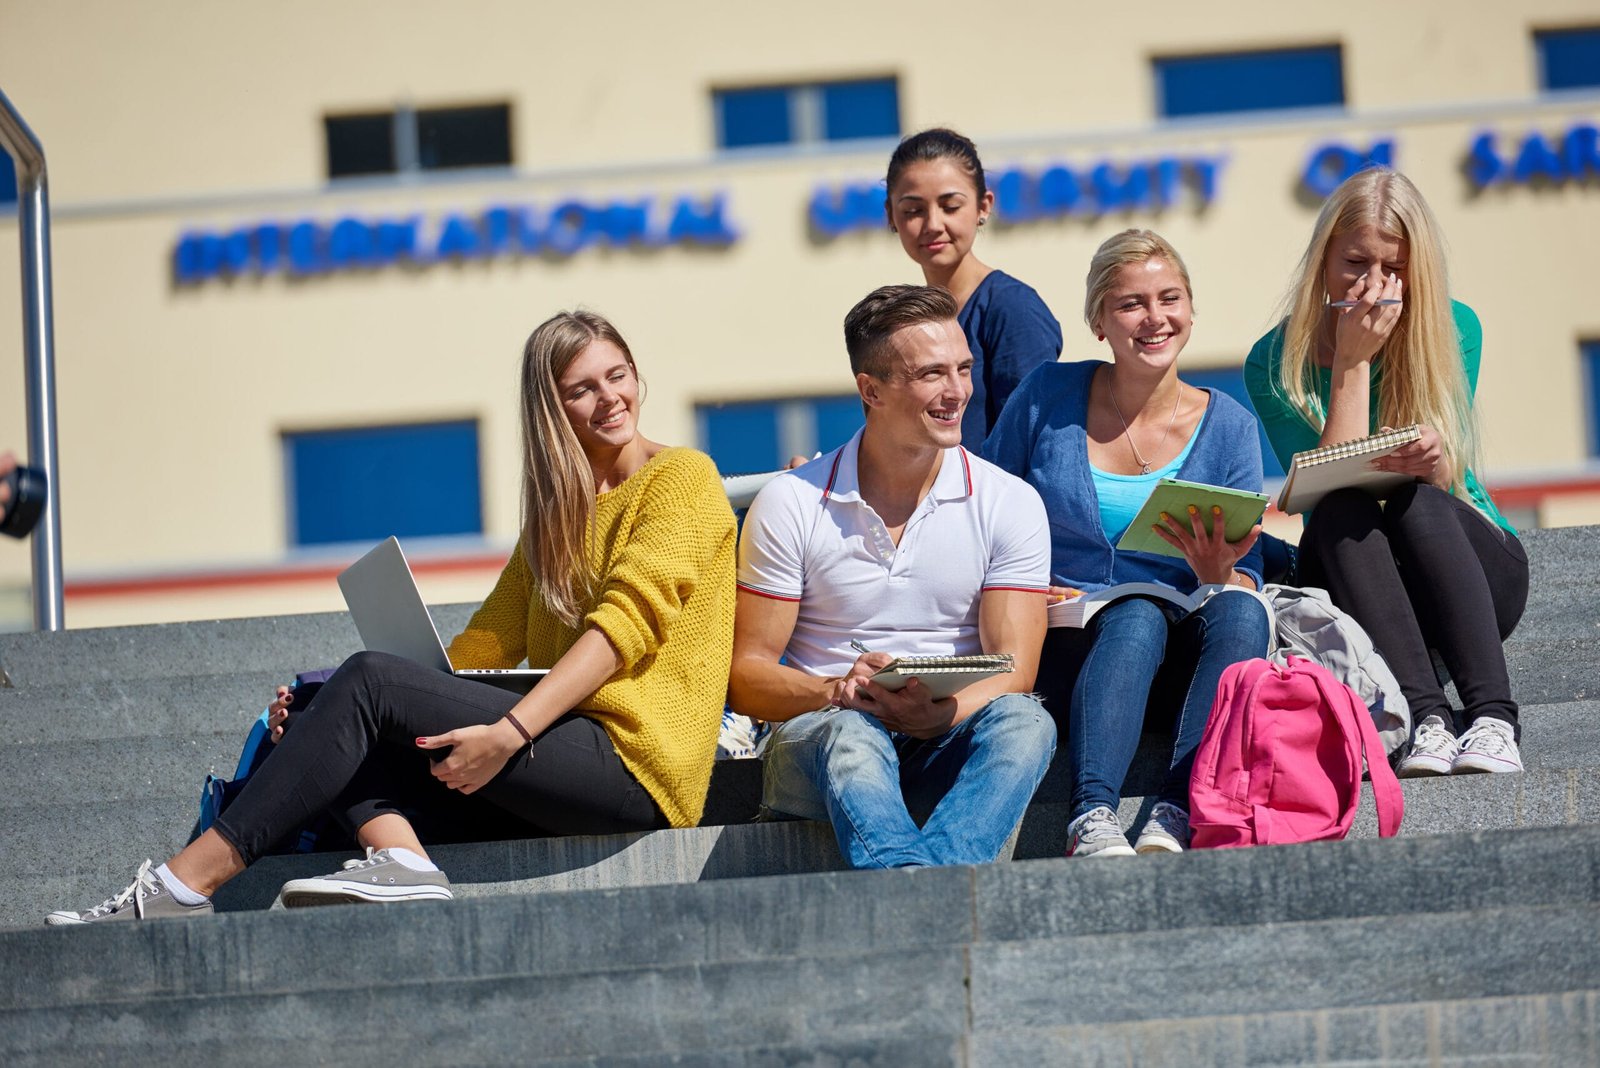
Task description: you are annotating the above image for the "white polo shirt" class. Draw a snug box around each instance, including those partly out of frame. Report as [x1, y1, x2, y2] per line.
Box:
[738, 429, 1051, 677]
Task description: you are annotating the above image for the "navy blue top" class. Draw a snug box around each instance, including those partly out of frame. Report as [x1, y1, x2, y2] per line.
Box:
[958, 270, 1063, 450]
[983, 360, 1266, 593]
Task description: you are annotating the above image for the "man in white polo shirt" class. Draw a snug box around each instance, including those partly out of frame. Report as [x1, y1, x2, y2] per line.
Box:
[729, 284, 1056, 869]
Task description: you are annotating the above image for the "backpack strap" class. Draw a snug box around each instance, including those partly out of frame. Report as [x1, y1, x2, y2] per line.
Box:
[1306, 658, 1404, 837]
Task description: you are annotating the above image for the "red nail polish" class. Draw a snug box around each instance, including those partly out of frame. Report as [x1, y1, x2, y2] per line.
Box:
[416, 737, 427, 746]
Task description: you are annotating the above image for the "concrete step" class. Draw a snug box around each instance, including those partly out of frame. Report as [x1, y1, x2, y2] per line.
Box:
[0, 671, 281, 741]
[971, 992, 1599, 1066]
[5, 762, 1595, 932]
[2, 825, 1598, 1063]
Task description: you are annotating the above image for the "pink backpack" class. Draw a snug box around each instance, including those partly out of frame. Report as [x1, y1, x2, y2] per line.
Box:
[1189, 655, 1404, 848]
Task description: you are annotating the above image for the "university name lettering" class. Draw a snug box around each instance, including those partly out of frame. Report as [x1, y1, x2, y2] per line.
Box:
[810, 155, 1228, 237]
[173, 193, 739, 283]
[1465, 120, 1600, 188]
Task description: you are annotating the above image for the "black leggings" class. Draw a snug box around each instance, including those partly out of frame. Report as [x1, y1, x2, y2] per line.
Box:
[1298, 484, 1529, 738]
[213, 651, 666, 865]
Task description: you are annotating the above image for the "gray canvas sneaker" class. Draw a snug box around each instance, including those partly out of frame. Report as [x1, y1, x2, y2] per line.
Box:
[280, 848, 454, 907]
[46, 860, 214, 925]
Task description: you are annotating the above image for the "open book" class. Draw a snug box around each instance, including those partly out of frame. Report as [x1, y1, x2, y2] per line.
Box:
[1049, 583, 1270, 629]
[869, 653, 1014, 700]
[1275, 425, 1421, 515]
[1114, 478, 1269, 558]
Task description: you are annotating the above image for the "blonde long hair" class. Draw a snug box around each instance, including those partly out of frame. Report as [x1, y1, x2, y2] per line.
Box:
[519, 310, 639, 627]
[1274, 168, 1479, 500]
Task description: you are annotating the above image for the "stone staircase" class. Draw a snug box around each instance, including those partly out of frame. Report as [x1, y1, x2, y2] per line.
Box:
[1, 526, 1596, 1065]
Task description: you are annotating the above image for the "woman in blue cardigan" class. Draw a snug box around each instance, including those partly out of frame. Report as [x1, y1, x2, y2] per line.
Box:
[985, 229, 1270, 858]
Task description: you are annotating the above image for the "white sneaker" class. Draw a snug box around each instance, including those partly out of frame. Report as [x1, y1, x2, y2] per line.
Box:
[1134, 801, 1190, 854]
[1452, 718, 1523, 774]
[1067, 806, 1135, 858]
[1397, 716, 1458, 778]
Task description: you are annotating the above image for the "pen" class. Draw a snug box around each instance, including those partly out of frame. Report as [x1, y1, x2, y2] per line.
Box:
[1329, 299, 1403, 308]
[850, 639, 874, 655]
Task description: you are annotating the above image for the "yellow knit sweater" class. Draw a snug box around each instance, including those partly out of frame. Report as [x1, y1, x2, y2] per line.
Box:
[445, 448, 736, 828]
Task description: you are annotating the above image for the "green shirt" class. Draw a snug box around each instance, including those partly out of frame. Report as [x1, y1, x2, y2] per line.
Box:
[1243, 299, 1514, 535]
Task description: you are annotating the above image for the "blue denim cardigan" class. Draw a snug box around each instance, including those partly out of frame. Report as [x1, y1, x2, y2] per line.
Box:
[982, 360, 1266, 594]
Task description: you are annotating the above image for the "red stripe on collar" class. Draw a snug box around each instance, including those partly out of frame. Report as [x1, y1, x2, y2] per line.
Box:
[820, 449, 846, 503]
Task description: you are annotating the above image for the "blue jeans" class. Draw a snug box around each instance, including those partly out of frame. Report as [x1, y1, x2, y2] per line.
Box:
[760, 693, 1056, 869]
[1038, 590, 1271, 821]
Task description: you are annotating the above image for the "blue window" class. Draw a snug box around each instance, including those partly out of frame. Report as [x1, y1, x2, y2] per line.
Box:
[714, 77, 899, 150]
[698, 396, 865, 474]
[285, 420, 483, 547]
[820, 79, 900, 141]
[0, 150, 16, 208]
[1155, 46, 1344, 119]
[716, 86, 794, 149]
[1582, 341, 1600, 457]
[1537, 27, 1600, 91]
[1182, 367, 1285, 479]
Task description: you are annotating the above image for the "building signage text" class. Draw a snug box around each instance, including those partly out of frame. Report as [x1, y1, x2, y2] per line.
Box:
[173, 192, 739, 284]
[810, 154, 1228, 238]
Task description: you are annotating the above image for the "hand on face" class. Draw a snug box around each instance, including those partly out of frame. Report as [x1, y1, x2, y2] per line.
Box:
[1151, 505, 1262, 587]
[1324, 224, 1408, 367]
[1331, 271, 1404, 366]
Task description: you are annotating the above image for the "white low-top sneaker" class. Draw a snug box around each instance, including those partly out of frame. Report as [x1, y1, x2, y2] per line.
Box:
[1396, 716, 1458, 778]
[1452, 718, 1524, 774]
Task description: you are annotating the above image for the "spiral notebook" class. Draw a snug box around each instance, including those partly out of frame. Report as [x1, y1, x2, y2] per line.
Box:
[869, 654, 1015, 700]
[1275, 425, 1422, 515]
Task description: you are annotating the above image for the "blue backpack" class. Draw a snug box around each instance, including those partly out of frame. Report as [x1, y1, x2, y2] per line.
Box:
[192, 669, 340, 852]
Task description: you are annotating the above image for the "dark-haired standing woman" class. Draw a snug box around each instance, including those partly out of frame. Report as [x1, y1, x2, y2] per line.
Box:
[886, 128, 1063, 448]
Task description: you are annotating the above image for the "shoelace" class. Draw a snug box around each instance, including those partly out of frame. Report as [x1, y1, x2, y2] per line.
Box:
[85, 859, 159, 918]
[339, 848, 385, 872]
[1412, 720, 1456, 754]
[1077, 809, 1124, 841]
[1461, 722, 1514, 755]
[1148, 803, 1188, 836]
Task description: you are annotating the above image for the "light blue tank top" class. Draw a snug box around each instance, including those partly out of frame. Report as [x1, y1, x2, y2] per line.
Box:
[1091, 406, 1206, 543]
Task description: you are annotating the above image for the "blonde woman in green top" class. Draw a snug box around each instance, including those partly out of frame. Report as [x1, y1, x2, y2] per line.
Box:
[1244, 167, 1529, 779]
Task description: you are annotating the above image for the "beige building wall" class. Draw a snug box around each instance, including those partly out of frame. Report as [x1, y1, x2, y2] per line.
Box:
[1, 0, 1597, 627]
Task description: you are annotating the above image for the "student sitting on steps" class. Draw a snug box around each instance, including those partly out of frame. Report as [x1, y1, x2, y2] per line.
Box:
[47, 310, 735, 924]
[730, 284, 1056, 870]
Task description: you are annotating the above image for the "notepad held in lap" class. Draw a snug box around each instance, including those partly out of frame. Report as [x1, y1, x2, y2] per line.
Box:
[870, 654, 1015, 700]
[1275, 425, 1422, 515]
[1114, 478, 1269, 559]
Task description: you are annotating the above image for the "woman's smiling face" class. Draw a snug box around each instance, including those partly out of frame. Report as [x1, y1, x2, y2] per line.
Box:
[557, 339, 640, 456]
[1093, 257, 1193, 370]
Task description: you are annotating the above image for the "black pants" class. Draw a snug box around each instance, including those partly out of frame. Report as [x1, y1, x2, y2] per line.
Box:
[1298, 484, 1529, 738]
[213, 651, 667, 865]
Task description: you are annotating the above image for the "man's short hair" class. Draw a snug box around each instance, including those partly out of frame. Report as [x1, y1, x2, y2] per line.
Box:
[843, 284, 959, 378]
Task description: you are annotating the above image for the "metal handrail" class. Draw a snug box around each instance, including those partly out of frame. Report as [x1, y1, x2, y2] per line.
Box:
[0, 86, 63, 631]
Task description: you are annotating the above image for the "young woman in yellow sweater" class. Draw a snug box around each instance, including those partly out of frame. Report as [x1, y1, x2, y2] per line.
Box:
[48, 311, 736, 924]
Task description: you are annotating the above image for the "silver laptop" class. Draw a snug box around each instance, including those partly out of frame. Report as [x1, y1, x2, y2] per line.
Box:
[338, 537, 547, 694]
